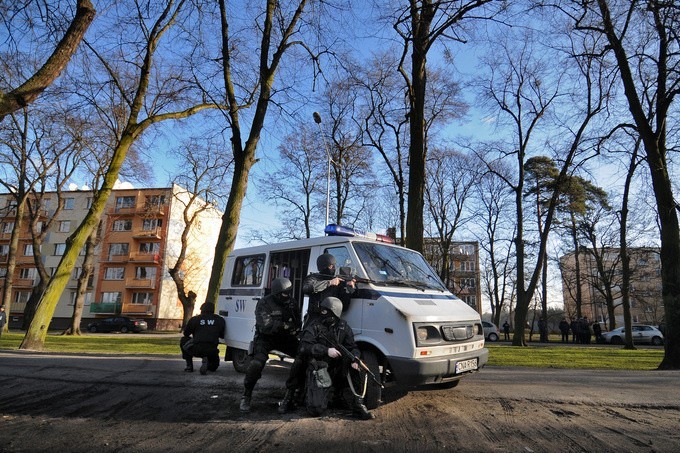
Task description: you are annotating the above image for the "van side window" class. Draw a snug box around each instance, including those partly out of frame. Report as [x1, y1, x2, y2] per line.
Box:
[232, 254, 265, 286]
[324, 246, 354, 270]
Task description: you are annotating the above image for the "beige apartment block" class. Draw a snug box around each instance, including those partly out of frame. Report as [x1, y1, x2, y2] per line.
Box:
[423, 239, 482, 313]
[559, 247, 664, 327]
[0, 185, 222, 331]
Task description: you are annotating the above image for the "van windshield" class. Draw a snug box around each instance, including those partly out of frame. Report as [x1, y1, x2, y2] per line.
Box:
[352, 242, 447, 291]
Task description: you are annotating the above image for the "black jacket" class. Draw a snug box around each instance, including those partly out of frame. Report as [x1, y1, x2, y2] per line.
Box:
[303, 272, 355, 315]
[299, 315, 359, 362]
[184, 313, 225, 345]
[255, 294, 300, 338]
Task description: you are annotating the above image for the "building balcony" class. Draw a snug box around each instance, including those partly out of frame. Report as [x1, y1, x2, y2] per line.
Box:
[121, 303, 155, 316]
[89, 302, 122, 314]
[110, 206, 136, 215]
[125, 277, 156, 289]
[105, 254, 130, 263]
[14, 278, 37, 288]
[132, 228, 161, 239]
[139, 204, 166, 216]
[129, 252, 160, 263]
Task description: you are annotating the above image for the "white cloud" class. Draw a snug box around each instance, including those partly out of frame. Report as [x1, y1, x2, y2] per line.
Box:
[113, 180, 134, 190]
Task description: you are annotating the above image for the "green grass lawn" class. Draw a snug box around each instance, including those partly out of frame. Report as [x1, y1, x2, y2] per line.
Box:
[0, 331, 664, 370]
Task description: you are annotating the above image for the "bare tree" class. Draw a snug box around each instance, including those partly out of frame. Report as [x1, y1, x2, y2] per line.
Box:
[0, 0, 95, 120]
[205, 0, 325, 305]
[259, 125, 325, 240]
[424, 148, 479, 288]
[168, 139, 231, 329]
[392, 0, 494, 252]
[22, 0, 223, 350]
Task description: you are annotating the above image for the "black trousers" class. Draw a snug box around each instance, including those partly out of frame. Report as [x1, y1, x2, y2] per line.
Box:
[244, 334, 299, 392]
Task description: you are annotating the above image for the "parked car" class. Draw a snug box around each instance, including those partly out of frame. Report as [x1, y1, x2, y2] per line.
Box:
[601, 325, 664, 345]
[87, 317, 148, 333]
[482, 321, 500, 342]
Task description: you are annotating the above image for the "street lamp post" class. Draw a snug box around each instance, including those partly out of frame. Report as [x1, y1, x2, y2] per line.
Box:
[313, 111, 332, 230]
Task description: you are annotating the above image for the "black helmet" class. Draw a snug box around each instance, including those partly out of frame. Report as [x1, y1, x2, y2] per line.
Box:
[320, 297, 342, 318]
[200, 302, 215, 314]
[316, 253, 336, 275]
[271, 277, 293, 296]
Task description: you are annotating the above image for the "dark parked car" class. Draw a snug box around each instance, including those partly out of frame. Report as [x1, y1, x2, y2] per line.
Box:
[87, 317, 148, 333]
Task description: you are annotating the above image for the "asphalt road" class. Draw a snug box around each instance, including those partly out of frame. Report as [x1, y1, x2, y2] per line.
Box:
[0, 350, 678, 452]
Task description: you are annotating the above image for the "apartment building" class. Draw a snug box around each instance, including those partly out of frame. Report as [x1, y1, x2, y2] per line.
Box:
[0, 185, 222, 330]
[559, 247, 664, 327]
[423, 239, 482, 313]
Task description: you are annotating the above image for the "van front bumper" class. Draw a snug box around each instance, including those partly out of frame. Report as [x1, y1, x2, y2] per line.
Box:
[387, 347, 489, 386]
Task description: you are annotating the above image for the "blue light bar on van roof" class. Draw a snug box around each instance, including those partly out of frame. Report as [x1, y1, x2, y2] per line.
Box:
[325, 224, 395, 244]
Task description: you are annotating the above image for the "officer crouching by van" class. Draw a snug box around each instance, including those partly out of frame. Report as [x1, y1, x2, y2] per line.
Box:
[296, 297, 374, 420]
[240, 278, 302, 412]
[182, 302, 226, 374]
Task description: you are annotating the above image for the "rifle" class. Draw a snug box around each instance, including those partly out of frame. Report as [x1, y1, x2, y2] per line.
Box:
[338, 266, 372, 284]
[319, 331, 383, 388]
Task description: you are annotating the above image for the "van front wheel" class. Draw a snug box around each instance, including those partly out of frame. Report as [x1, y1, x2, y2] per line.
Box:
[361, 350, 382, 410]
[231, 348, 250, 373]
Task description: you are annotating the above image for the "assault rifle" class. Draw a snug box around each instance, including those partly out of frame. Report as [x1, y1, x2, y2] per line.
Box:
[338, 266, 373, 284]
[319, 331, 383, 388]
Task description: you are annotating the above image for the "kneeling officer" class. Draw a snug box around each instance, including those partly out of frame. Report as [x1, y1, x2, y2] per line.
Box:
[240, 277, 302, 412]
[297, 296, 374, 420]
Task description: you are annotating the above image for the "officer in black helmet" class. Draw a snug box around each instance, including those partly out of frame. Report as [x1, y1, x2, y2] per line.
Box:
[182, 302, 226, 374]
[240, 277, 302, 412]
[297, 296, 374, 420]
[303, 252, 356, 320]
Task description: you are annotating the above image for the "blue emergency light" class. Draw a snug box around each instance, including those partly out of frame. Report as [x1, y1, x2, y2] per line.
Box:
[325, 224, 395, 244]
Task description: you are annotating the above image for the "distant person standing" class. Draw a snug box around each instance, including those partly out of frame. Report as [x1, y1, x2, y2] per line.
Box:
[592, 322, 603, 343]
[559, 318, 570, 343]
[0, 305, 7, 338]
[502, 321, 510, 341]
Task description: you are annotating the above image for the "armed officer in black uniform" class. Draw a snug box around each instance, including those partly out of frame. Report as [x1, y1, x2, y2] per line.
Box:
[240, 277, 302, 412]
[303, 252, 356, 319]
[182, 302, 226, 374]
[298, 296, 374, 420]
[277, 252, 356, 413]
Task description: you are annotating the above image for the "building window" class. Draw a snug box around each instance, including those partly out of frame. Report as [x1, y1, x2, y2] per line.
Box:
[64, 198, 75, 210]
[138, 242, 160, 254]
[72, 267, 81, 279]
[142, 218, 162, 230]
[101, 292, 122, 304]
[0, 268, 7, 278]
[24, 244, 34, 256]
[0, 244, 9, 255]
[69, 291, 92, 306]
[104, 267, 125, 280]
[116, 196, 136, 209]
[14, 291, 31, 304]
[135, 266, 156, 279]
[132, 292, 153, 304]
[54, 243, 66, 255]
[86, 197, 93, 208]
[19, 267, 38, 279]
[59, 220, 71, 232]
[33, 221, 44, 233]
[108, 243, 129, 257]
[2, 222, 14, 233]
[145, 195, 166, 209]
[112, 219, 133, 231]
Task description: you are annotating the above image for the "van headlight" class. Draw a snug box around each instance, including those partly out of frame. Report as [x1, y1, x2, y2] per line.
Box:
[414, 323, 443, 346]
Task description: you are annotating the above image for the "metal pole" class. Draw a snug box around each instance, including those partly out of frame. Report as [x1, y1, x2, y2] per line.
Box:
[313, 112, 331, 229]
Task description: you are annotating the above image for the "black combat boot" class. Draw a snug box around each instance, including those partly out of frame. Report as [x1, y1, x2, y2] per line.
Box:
[184, 360, 193, 372]
[352, 397, 375, 420]
[240, 389, 252, 413]
[199, 358, 208, 375]
[278, 388, 295, 414]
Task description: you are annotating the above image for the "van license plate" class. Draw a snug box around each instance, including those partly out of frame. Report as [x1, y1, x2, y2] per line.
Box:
[455, 358, 478, 374]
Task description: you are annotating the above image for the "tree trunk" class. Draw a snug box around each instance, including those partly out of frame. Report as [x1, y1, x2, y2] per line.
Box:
[1, 199, 26, 330]
[20, 133, 135, 350]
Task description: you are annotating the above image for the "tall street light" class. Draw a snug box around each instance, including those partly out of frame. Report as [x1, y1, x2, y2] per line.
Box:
[313, 111, 332, 230]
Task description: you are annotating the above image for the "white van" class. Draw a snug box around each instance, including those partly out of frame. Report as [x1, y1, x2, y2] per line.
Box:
[218, 225, 488, 408]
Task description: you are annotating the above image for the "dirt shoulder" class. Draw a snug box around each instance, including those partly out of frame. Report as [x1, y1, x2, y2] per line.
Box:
[1, 351, 678, 452]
